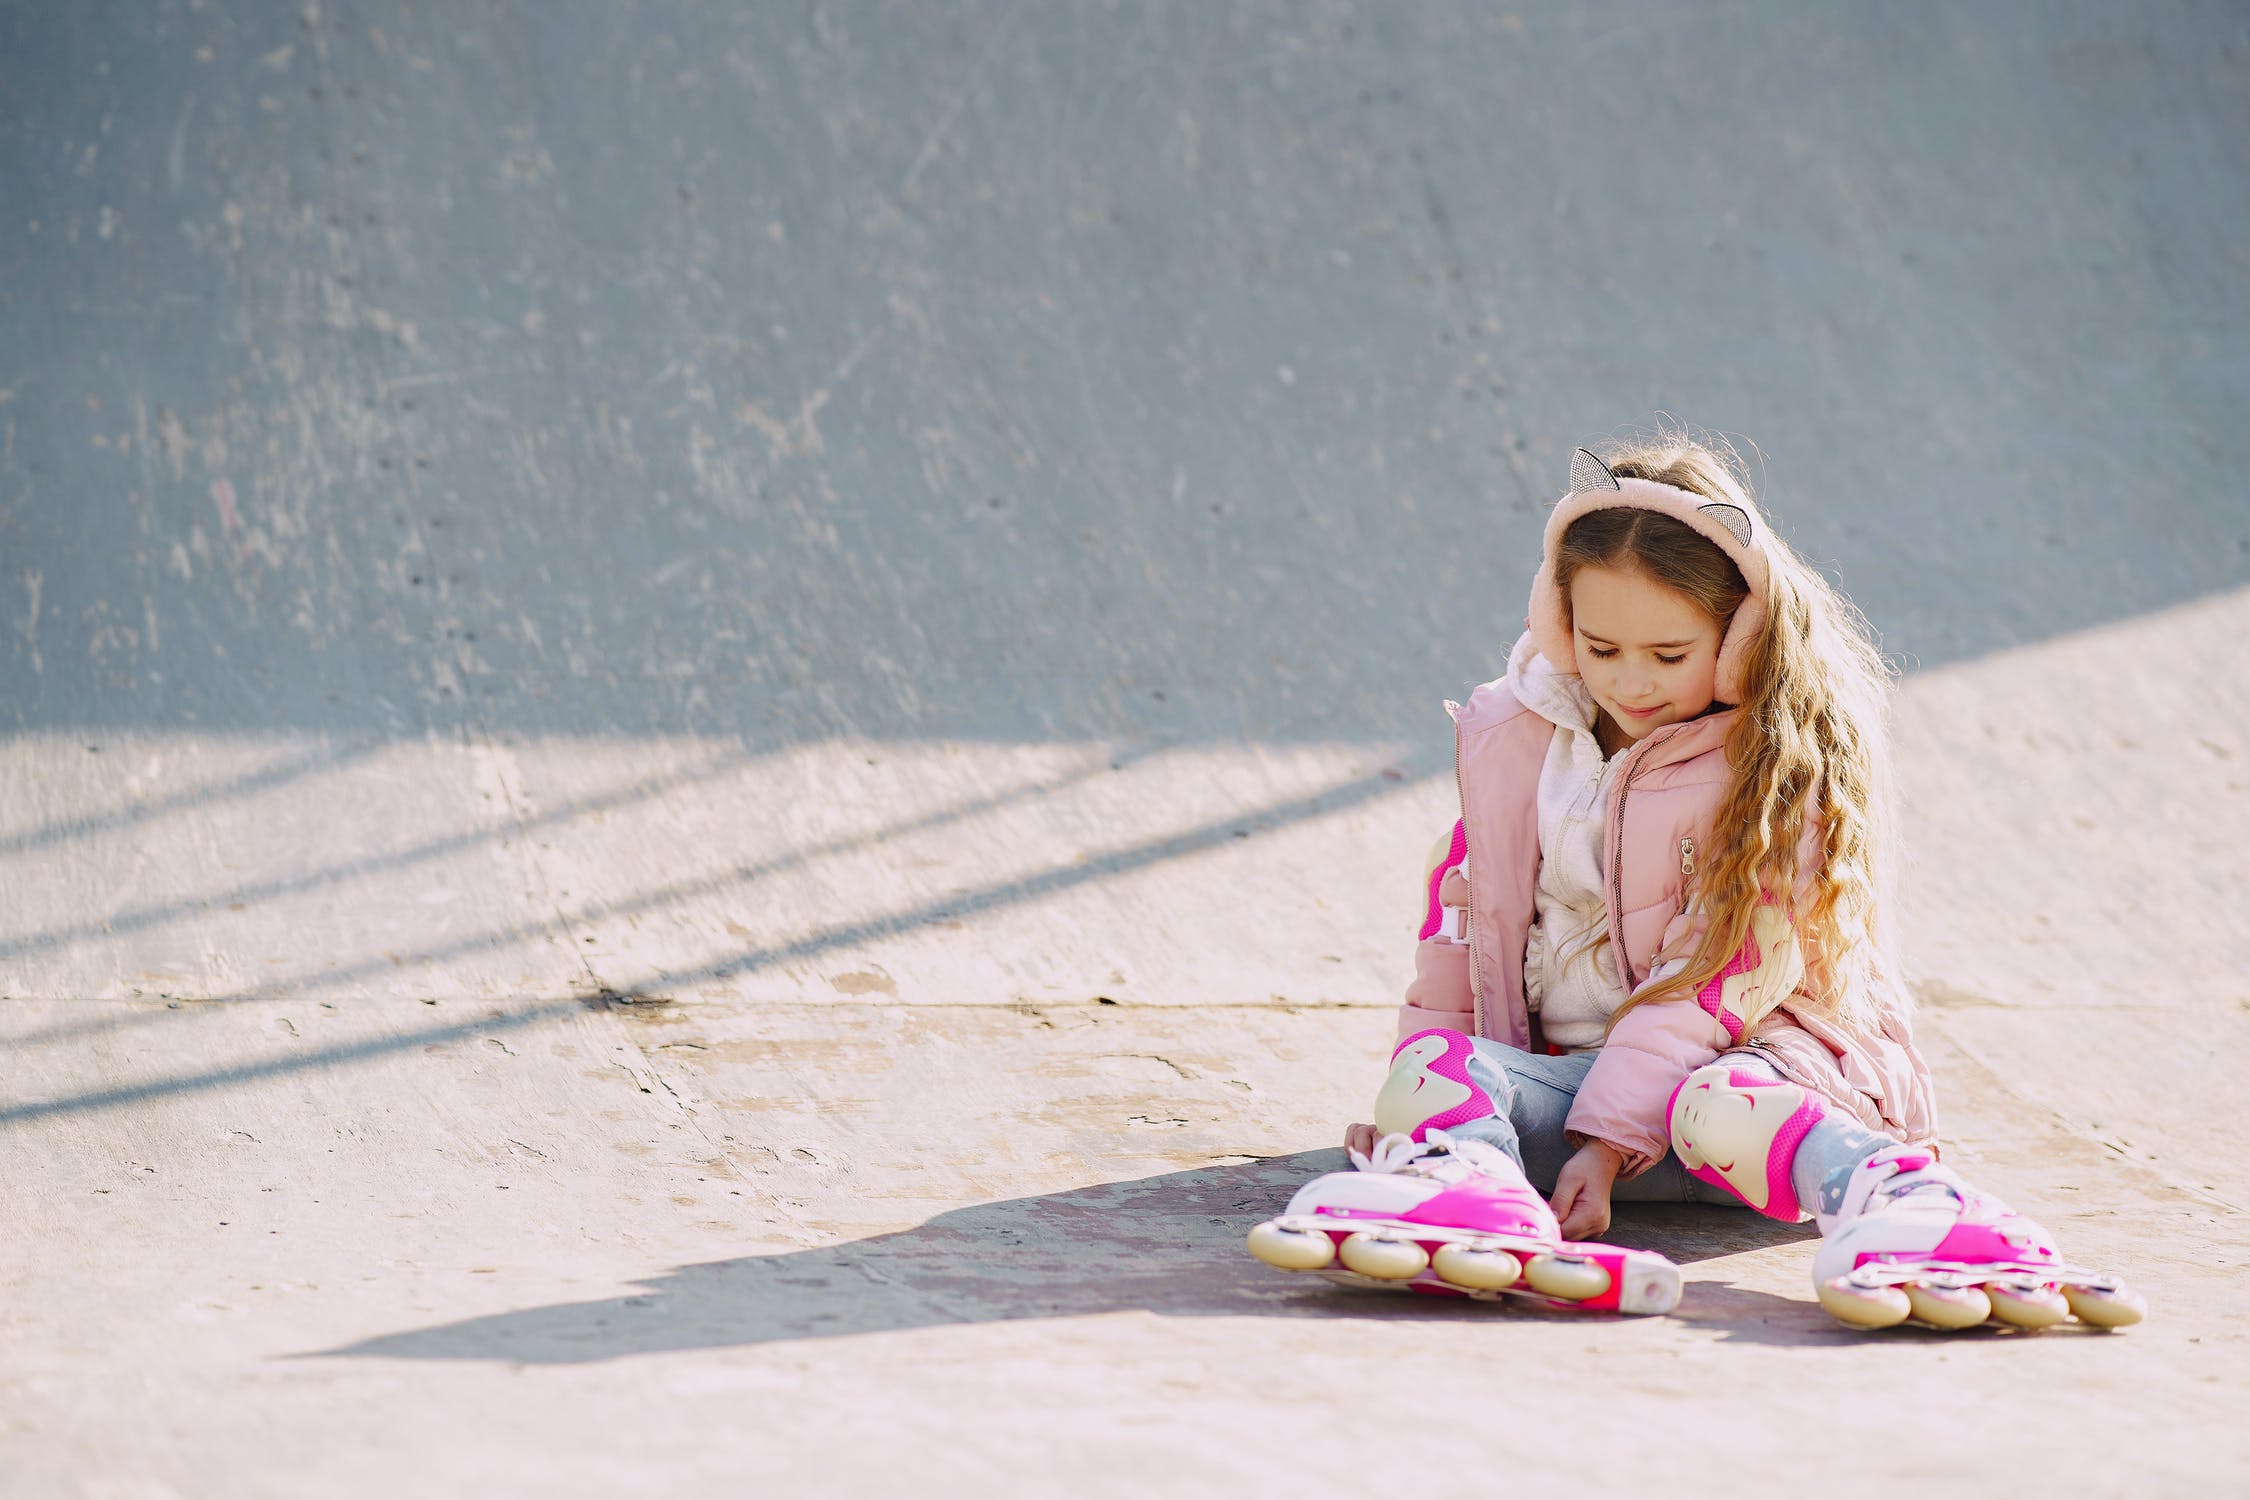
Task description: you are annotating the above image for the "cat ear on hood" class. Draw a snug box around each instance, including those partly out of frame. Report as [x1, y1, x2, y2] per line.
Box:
[1573, 446, 1752, 549]
[1569, 447, 1621, 495]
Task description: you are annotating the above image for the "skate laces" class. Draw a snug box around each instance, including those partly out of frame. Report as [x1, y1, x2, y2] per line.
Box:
[1350, 1129, 1518, 1183]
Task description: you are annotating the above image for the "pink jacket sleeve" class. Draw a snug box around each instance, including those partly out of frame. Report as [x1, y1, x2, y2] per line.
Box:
[1564, 831, 1820, 1175]
[1394, 826, 1476, 1042]
[1559, 908, 1733, 1173]
[1397, 935, 1475, 1041]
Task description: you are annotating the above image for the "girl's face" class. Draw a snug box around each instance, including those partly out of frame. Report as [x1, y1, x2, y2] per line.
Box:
[1567, 564, 1724, 743]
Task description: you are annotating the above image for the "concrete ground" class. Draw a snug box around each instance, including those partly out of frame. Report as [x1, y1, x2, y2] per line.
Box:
[4, 4, 2248, 1497]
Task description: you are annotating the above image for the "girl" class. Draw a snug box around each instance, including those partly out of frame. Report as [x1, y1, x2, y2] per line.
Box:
[1247, 434, 2143, 1331]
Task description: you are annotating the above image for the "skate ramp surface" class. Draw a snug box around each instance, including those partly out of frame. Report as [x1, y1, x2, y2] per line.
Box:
[4, 3, 2248, 1496]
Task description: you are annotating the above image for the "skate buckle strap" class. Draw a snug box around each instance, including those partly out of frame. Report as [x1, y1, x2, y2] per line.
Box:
[1839, 1145, 1966, 1223]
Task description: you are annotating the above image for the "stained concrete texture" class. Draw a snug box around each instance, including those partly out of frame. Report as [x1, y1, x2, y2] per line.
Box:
[4, 3, 2249, 1497]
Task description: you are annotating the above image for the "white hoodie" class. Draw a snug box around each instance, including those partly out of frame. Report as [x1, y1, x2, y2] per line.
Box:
[1503, 632, 1634, 1050]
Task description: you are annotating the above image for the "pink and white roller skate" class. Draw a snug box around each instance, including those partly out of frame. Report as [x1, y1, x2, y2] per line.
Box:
[1246, 1029, 1681, 1313]
[1812, 1145, 2145, 1332]
[1245, 1130, 1681, 1312]
[1669, 1062, 2144, 1331]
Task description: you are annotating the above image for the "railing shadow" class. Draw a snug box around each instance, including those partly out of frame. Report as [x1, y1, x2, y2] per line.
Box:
[0, 755, 1431, 1125]
[0, 745, 761, 963]
[76, 751, 1428, 1014]
[0, 737, 1170, 1005]
[317, 1153, 1845, 1366]
[0, 738, 386, 859]
[0, 1000, 579, 1129]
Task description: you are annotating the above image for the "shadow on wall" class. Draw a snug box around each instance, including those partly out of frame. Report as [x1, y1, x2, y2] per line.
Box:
[317, 1152, 1841, 1365]
[4, 3, 2247, 746]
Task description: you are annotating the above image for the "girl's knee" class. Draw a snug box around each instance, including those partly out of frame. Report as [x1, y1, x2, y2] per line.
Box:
[1666, 1062, 1824, 1221]
[1374, 1027, 1507, 1141]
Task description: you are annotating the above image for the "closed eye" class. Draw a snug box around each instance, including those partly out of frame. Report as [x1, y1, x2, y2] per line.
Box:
[1586, 647, 1688, 665]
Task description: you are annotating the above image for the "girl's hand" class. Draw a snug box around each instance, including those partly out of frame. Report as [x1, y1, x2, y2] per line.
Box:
[1344, 1122, 1380, 1158]
[1549, 1141, 1623, 1241]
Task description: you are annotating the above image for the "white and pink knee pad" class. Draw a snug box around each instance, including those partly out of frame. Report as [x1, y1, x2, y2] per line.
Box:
[1374, 1028, 1498, 1142]
[1666, 1063, 1827, 1222]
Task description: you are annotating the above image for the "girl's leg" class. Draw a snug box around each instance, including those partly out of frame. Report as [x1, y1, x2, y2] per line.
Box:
[1664, 1053, 1896, 1221]
[1247, 1026, 1685, 1314]
[1472, 1043, 1597, 1196]
[1380, 1036, 1897, 1213]
[1664, 1054, 2144, 1330]
[1610, 1099, 1886, 1210]
[1372, 1027, 1594, 1193]
[1375, 1032, 1870, 1206]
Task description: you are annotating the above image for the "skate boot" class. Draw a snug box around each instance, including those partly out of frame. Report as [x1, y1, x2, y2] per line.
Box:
[1811, 1145, 2145, 1333]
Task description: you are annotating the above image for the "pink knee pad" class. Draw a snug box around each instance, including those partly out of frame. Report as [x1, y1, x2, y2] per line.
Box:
[1373, 1028, 1498, 1142]
[1665, 1064, 1827, 1222]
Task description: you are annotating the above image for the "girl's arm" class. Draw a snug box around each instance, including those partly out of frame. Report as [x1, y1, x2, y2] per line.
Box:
[1349, 826, 1478, 1150]
[1549, 1139, 1625, 1239]
[1393, 822, 1476, 1042]
[1562, 823, 1822, 1174]
[1559, 972, 1733, 1174]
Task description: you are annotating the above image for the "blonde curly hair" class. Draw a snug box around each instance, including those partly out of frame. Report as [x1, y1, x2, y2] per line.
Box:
[1560, 427, 1905, 1031]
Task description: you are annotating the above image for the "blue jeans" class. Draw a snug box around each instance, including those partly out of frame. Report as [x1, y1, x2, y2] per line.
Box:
[1439, 1038, 1895, 1217]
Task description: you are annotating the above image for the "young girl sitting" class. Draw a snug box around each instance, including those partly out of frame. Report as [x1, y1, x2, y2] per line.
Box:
[1248, 435, 2142, 1331]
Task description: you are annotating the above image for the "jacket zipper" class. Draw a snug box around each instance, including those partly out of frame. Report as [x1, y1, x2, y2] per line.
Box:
[1452, 706, 1484, 1037]
[1604, 725, 1683, 991]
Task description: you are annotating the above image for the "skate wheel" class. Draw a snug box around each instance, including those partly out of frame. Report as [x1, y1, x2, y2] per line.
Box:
[1985, 1283, 2069, 1330]
[1524, 1252, 1611, 1302]
[1818, 1275, 1910, 1330]
[2062, 1281, 2146, 1330]
[1246, 1220, 1336, 1272]
[1339, 1231, 1429, 1280]
[1905, 1281, 1991, 1330]
[1431, 1243, 1522, 1291]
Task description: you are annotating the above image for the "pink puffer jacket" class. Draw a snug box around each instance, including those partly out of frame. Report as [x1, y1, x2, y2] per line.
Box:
[1398, 662, 1940, 1175]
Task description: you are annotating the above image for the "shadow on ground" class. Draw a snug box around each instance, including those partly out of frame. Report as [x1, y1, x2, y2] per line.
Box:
[319, 1151, 1865, 1364]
